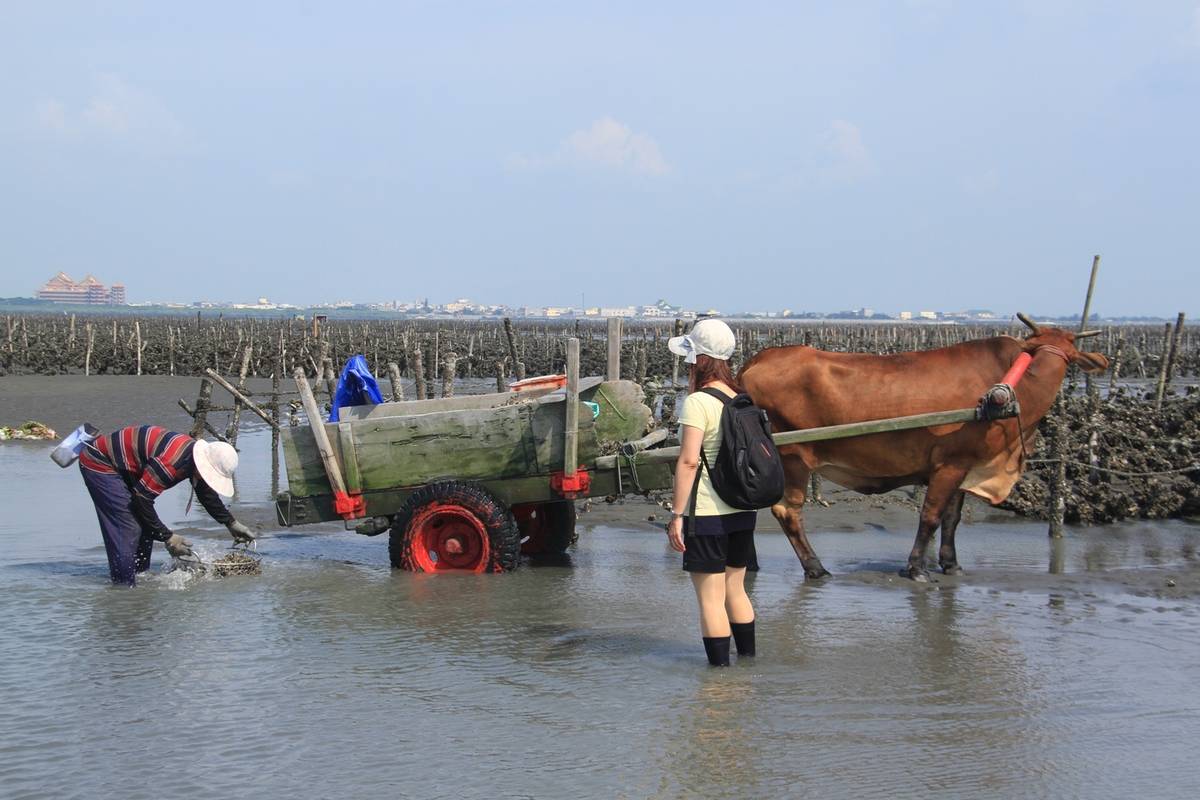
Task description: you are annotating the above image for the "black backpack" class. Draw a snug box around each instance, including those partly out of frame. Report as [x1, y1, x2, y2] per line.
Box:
[691, 387, 786, 510]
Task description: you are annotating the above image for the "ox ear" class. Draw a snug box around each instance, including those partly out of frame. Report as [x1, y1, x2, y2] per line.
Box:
[1074, 350, 1109, 374]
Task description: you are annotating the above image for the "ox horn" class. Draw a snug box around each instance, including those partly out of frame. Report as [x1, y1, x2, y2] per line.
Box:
[1016, 312, 1040, 334]
[1075, 329, 1102, 339]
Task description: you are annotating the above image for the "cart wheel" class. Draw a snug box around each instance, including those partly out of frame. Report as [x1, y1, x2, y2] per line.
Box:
[390, 482, 520, 573]
[515, 501, 578, 556]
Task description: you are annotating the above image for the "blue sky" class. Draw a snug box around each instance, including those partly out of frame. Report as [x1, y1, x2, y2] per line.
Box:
[2, 2, 1198, 316]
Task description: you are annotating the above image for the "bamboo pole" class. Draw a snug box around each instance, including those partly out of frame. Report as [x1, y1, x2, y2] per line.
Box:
[203, 368, 279, 430]
[1154, 322, 1174, 410]
[1157, 312, 1186, 409]
[564, 338, 580, 476]
[225, 345, 254, 445]
[1047, 395, 1068, 539]
[1079, 255, 1100, 330]
[271, 358, 281, 495]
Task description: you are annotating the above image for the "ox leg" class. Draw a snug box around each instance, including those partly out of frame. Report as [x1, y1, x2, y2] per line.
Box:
[770, 459, 831, 580]
[938, 490, 967, 576]
[902, 469, 968, 583]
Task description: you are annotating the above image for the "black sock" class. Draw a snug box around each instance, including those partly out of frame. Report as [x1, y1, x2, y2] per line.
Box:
[702, 636, 731, 666]
[730, 621, 755, 656]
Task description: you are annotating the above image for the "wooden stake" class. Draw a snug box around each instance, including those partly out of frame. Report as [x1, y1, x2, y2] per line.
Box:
[387, 362, 405, 402]
[293, 368, 348, 497]
[190, 378, 214, 438]
[564, 337, 580, 477]
[441, 351, 457, 398]
[606, 317, 623, 380]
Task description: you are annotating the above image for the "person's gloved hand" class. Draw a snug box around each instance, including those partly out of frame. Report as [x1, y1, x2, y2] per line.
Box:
[227, 520, 256, 546]
[164, 534, 195, 559]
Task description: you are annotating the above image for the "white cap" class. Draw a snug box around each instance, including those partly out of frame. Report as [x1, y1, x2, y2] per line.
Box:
[193, 439, 238, 497]
[667, 318, 736, 364]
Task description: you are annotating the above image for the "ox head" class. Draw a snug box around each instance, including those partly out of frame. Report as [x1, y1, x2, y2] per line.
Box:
[1016, 312, 1109, 374]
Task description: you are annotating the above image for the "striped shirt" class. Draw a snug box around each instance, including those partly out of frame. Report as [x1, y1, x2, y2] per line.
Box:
[79, 426, 196, 499]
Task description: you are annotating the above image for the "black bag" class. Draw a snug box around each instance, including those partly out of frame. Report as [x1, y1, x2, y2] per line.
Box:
[694, 387, 786, 510]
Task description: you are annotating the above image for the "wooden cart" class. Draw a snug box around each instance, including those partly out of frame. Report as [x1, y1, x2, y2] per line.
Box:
[275, 340, 675, 572]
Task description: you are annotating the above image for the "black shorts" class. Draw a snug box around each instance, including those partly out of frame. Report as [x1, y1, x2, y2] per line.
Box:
[682, 513, 757, 574]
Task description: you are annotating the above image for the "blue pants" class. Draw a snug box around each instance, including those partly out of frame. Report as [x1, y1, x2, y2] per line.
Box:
[80, 465, 156, 586]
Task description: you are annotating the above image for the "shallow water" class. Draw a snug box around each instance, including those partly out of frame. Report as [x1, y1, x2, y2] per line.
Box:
[2, 427, 1200, 799]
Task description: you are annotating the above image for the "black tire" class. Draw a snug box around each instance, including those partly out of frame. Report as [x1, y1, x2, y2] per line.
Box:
[515, 501, 578, 555]
[389, 481, 521, 573]
[540, 501, 578, 554]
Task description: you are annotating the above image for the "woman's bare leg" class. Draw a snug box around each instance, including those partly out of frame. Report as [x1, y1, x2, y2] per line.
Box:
[690, 572, 730, 637]
[723, 566, 754, 624]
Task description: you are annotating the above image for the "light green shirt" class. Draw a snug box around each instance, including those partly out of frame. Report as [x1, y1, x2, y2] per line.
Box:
[678, 390, 740, 516]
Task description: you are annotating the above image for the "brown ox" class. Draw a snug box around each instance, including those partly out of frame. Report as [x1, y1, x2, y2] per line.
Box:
[739, 316, 1109, 581]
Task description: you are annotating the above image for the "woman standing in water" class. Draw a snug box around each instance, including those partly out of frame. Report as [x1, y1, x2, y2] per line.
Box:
[666, 319, 756, 666]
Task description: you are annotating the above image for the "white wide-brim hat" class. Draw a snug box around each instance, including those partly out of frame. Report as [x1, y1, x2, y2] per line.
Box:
[193, 439, 238, 497]
[667, 318, 737, 364]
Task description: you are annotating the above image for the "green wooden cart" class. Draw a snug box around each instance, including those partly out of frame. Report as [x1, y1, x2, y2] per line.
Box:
[275, 342, 675, 572]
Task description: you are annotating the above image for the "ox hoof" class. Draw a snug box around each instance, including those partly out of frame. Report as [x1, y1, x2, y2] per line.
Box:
[803, 563, 832, 580]
[900, 566, 930, 582]
[941, 564, 965, 576]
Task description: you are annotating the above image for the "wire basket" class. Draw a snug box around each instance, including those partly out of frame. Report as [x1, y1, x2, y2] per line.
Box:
[209, 552, 263, 577]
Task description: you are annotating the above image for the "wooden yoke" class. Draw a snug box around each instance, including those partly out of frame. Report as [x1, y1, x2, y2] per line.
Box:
[293, 367, 365, 519]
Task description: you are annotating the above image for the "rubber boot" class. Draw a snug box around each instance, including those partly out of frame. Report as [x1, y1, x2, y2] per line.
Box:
[702, 636, 731, 667]
[730, 621, 755, 657]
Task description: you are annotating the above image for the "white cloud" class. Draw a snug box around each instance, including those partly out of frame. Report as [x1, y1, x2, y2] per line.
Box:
[821, 119, 874, 181]
[33, 74, 192, 152]
[509, 117, 669, 176]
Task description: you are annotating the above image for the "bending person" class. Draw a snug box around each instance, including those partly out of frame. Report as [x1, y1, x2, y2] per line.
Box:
[78, 425, 255, 585]
[665, 319, 757, 666]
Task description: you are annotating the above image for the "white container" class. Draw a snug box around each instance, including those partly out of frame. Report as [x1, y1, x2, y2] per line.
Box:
[50, 423, 100, 468]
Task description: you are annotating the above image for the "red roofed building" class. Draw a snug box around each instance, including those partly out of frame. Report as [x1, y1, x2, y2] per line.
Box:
[37, 272, 128, 305]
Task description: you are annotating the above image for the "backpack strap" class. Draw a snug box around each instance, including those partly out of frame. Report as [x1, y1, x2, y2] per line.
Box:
[687, 448, 712, 536]
[699, 387, 732, 404]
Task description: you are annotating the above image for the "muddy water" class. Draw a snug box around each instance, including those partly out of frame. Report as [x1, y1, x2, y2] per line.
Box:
[2, 391, 1200, 798]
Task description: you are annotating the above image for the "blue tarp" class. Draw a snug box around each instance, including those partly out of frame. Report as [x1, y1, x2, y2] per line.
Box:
[329, 355, 385, 422]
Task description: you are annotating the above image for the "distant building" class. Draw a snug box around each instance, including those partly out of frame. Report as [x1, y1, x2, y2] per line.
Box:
[918, 310, 938, 320]
[37, 272, 127, 305]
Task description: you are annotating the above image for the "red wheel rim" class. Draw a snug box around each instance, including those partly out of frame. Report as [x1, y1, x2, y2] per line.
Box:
[407, 502, 490, 573]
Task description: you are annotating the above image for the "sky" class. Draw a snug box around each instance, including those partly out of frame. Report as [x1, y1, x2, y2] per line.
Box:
[1, 2, 1198, 317]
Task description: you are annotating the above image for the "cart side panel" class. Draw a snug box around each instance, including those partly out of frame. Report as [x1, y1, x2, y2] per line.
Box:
[349, 404, 539, 491]
[528, 400, 599, 472]
[281, 426, 335, 498]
